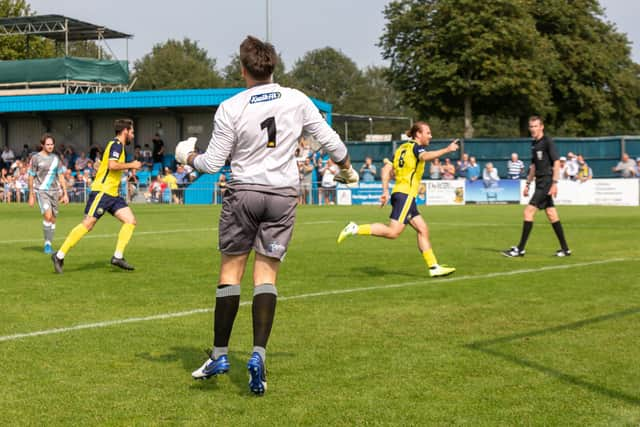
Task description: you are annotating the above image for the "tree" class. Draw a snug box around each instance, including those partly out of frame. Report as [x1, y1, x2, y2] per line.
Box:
[380, 0, 551, 138]
[288, 47, 369, 112]
[0, 0, 54, 60]
[531, 0, 640, 135]
[132, 38, 223, 90]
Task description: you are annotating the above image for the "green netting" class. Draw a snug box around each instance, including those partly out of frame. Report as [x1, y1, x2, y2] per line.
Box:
[0, 56, 129, 84]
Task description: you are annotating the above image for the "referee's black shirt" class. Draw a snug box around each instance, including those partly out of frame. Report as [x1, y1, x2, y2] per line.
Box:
[530, 135, 559, 178]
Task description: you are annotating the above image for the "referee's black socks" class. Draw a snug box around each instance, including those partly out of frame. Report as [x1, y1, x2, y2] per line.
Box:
[518, 221, 533, 252]
[551, 221, 569, 251]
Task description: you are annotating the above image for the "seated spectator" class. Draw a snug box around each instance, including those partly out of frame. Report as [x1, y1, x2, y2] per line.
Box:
[456, 153, 470, 179]
[576, 155, 592, 182]
[74, 152, 89, 172]
[612, 153, 637, 178]
[89, 144, 101, 162]
[430, 158, 442, 180]
[145, 175, 166, 203]
[467, 156, 480, 181]
[507, 152, 524, 179]
[359, 156, 377, 182]
[63, 146, 75, 169]
[442, 158, 455, 180]
[15, 165, 28, 203]
[482, 162, 500, 187]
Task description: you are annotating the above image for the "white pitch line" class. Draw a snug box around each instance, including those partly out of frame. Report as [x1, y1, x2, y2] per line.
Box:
[0, 258, 628, 343]
[0, 220, 339, 245]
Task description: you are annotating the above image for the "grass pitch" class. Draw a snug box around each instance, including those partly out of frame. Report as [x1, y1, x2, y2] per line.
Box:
[1, 203, 639, 426]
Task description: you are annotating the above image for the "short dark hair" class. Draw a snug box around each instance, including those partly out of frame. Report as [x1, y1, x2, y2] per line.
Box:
[239, 35, 278, 80]
[114, 118, 134, 135]
[529, 115, 544, 125]
[40, 133, 55, 146]
[405, 121, 430, 139]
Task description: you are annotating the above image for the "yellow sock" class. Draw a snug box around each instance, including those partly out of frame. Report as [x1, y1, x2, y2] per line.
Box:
[59, 224, 89, 256]
[115, 223, 136, 255]
[357, 224, 371, 235]
[422, 249, 438, 268]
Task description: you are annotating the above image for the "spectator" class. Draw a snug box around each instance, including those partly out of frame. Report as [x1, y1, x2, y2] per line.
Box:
[576, 155, 592, 182]
[558, 156, 569, 180]
[299, 157, 314, 204]
[63, 169, 78, 202]
[15, 165, 28, 202]
[74, 151, 90, 172]
[442, 158, 455, 180]
[612, 153, 637, 178]
[63, 145, 75, 169]
[152, 133, 165, 164]
[482, 162, 500, 187]
[467, 156, 480, 181]
[141, 144, 153, 170]
[636, 158, 640, 176]
[456, 153, 470, 179]
[359, 156, 377, 182]
[1, 146, 15, 169]
[133, 145, 143, 163]
[174, 164, 188, 186]
[429, 158, 442, 180]
[89, 144, 101, 162]
[566, 152, 579, 180]
[217, 173, 227, 201]
[320, 158, 338, 205]
[162, 167, 181, 204]
[20, 144, 30, 161]
[146, 175, 166, 203]
[127, 170, 139, 202]
[507, 152, 525, 179]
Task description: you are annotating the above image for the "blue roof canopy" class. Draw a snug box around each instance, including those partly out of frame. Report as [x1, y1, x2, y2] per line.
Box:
[0, 88, 334, 124]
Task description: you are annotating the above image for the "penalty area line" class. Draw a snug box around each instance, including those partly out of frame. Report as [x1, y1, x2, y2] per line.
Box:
[0, 257, 628, 343]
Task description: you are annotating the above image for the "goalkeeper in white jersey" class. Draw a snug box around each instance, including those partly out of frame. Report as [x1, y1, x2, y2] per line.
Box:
[178, 35, 358, 395]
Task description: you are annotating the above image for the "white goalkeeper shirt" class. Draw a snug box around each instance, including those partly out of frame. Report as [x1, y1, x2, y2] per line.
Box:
[193, 83, 348, 195]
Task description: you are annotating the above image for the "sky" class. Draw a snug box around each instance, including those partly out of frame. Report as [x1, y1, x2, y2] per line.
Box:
[27, 0, 640, 70]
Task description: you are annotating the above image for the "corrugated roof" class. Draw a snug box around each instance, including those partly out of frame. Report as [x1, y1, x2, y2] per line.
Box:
[0, 88, 333, 120]
[0, 14, 132, 41]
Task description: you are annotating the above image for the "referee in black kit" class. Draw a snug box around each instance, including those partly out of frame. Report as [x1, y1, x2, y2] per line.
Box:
[503, 115, 571, 258]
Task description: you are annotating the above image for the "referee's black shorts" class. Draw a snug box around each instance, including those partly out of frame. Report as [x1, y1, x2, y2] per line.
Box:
[529, 176, 555, 209]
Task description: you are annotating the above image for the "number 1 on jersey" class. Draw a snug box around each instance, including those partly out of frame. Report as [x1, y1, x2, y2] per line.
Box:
[261, 117, 277, 148]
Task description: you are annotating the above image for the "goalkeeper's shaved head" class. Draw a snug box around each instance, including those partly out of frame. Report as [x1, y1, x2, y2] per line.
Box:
[240, 35, 278, 81]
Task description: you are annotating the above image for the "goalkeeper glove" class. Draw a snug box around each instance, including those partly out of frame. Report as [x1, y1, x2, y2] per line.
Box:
[334, 166, 359, 187]
[175, 137, 198, 165]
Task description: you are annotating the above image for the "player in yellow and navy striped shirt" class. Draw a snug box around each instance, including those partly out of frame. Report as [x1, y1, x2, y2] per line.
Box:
[338, 121, 459, 277]
[51, 119, 142, 273]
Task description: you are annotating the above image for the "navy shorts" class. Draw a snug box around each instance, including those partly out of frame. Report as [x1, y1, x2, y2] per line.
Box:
[84, 191, 128, 219]
[389, 192, 420, 224]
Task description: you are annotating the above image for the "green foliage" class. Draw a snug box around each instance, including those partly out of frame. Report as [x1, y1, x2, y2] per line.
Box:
[1, 203, 640, 424]
[380, 0, 640, 136]
[132, 38, 223, 90]
[0, 0, 53, 60]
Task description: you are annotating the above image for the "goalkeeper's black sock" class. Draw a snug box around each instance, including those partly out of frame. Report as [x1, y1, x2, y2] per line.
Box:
[252, 284, 277, 349]
[517, 221, 533, 252]
[551, 221, 569, 251]
[213, 285, 240, 349]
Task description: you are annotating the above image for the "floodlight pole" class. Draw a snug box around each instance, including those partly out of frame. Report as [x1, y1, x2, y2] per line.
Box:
[64, 18, 69, 56]
[266, 0, 272, 42]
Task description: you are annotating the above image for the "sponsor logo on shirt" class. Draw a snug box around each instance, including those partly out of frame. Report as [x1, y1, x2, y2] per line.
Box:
[250, 92, 281, 104]
[537, 151, 543, 160]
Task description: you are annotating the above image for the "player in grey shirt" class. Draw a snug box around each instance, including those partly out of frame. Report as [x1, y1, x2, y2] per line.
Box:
[28, 133, 68, 254]
[178, 36, 358, 395]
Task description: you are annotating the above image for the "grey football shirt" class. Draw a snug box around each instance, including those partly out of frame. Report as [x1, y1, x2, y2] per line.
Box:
[29, 152, 64, 192]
